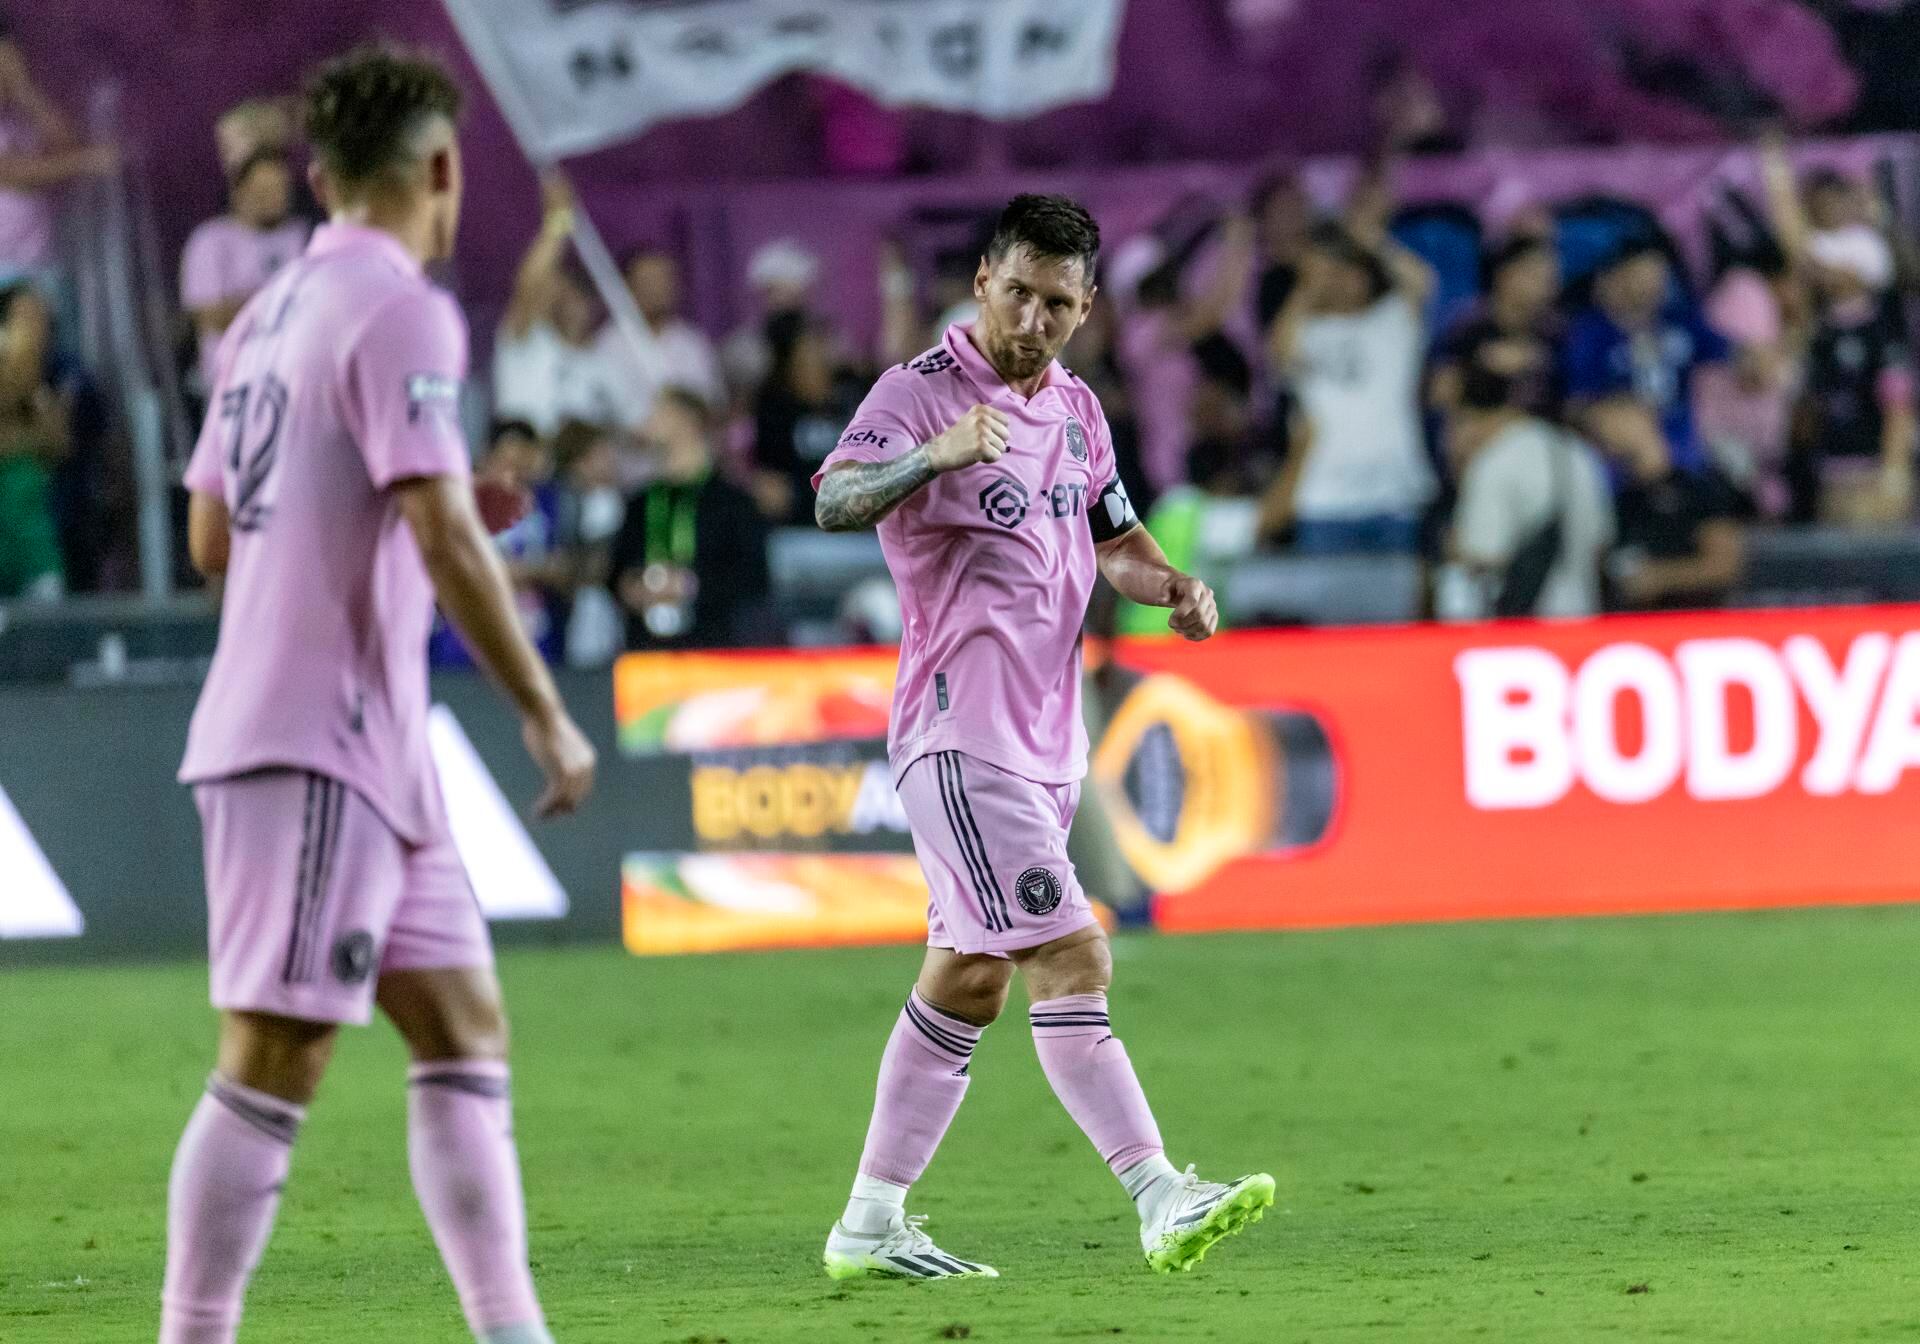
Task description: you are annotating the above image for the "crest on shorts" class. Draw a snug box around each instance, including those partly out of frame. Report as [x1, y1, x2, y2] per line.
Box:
[332, 930, 376, 985]
[1015, 866, 1063, 916]
[1065, 418, 1088, 462]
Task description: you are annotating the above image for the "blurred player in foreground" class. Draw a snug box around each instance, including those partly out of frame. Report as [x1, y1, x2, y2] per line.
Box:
[813, 195, 1275, 1280]
[162, 48, 594, 1344]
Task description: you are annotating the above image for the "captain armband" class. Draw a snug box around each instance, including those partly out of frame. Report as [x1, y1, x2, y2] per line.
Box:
[1088, 475, 1139, 543]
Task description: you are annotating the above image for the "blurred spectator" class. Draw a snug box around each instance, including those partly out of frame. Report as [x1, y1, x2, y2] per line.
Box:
[1437, 359, 1613, 620]
[492, 178, 627, 434]
[1430, 235, 1564, 419]
[612, 387, 770, 649]
[752, 311, 849, 524]
[1266, 218, 1436, 554]
[1692, 267, 1797, 517]
[180, 146, 309, 390]
[1790, 225, 1915, 526]
[0, 33, 115, 283]
[1589, 396, 1747, 611]
[0, 282, 71, 598]
[431, 419, 564, 666]
[722, 237, 820, 405]
[596, 246, 724, 427]
[214, 97, 296, 181]
[549, 418, 627, 667]
[1114, 207, 1256, 496]
[1252, 174, 1313, 334]
[1563, 240, 1729, 473]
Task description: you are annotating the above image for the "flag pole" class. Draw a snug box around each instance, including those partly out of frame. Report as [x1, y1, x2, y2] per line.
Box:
[439, 0, 660, 375]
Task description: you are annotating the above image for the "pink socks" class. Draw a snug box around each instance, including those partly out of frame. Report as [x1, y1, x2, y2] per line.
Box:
[160, 1075, 304, 1344]
[406, 1060, 545, 1340]
[855, 991, 986, 1191]
[1029, 994, 1166, 1176]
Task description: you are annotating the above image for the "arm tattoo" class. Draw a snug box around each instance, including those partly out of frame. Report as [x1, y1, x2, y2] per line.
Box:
[814, 446, 939, 531]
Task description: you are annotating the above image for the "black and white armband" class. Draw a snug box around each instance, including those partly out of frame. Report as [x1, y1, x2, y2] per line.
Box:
[1087, 475, 1139, 543]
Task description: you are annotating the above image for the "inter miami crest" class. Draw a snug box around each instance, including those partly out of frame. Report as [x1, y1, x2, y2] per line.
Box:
[1065, 418, 1088, 462]
[1015, 866, 1063, 916]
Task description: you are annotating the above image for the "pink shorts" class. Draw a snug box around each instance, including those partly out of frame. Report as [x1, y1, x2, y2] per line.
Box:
[194, 769, 492, 1026]
[897, 750, 1099, 956]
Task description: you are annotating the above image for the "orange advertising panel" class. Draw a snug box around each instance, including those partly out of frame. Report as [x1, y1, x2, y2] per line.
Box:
[613, 605, 1920, 949]
[1131, 605, 1920, 932]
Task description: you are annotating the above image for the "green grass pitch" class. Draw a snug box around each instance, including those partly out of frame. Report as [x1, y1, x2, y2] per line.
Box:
[6, 908, 1920, 1342]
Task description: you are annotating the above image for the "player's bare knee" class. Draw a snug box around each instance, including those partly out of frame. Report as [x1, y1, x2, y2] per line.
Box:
[1011, 926, 1112, 1000]
[379, 967, 510, 1062]
[918, 958, 1012, 1026]
[217, 1011, 339, 1104]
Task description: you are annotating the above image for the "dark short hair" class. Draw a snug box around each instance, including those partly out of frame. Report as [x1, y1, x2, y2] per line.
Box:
[653, 384, 714, 432]
[1599, 237, 1667, 275]
[229, 146, 292, 191]
[986, 194, 1101, 284]
[550, 418, 609, 473]
[488, 417, 539, 447]
[1486, 234, 1554, 285]
[303, 46, 462, 187]
[1803, 166, 1853, 196]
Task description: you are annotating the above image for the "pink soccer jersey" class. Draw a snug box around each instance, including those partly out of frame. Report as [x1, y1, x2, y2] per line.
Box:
[179, 222, 472, 845]
[180, 214, 313, 382]
[813, 323, 1134, 786]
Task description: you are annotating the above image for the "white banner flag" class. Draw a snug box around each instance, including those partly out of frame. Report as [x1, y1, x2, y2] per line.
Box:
[443, 0, 1126, 160]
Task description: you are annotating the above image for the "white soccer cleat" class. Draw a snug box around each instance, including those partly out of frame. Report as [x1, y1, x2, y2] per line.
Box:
[1140, 1166, 1276, 1273]
[823, 1214, 1000, 1281]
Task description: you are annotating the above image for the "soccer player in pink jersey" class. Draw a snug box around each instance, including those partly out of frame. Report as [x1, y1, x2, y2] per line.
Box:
[814, 196, 1275, 1280]
[160, 49, 594, 1344]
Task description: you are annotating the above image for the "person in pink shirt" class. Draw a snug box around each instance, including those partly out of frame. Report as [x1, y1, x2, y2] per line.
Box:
[163, 49, 593, 1344]
[812, 195, 1274, 1282]
[0, 29, 116, 280]
[180, 145, 311, 391]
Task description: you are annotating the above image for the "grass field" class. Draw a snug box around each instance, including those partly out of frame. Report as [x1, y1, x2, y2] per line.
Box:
[6, 908, 1920, 1343]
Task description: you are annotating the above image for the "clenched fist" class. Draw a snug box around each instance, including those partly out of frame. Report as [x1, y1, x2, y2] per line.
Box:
[1166, 575, 1218, 642]
[925, 404, 1009, 473]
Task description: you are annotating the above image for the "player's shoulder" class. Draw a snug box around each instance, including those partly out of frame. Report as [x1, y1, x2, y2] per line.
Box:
[864, 341, 963, 413]
[1053, 364, 1109, 424]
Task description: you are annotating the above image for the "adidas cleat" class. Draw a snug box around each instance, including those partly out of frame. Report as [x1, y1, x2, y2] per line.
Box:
[824, 1214, 1000, 1281]
[1141, 1167, 1276, 1273]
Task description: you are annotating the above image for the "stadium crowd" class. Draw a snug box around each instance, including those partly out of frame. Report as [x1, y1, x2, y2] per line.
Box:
[4, 21, 1919, 665]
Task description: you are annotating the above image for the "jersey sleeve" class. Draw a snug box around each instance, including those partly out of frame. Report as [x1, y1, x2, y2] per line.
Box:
[1083, 399, 1140, 543]
[344, 288, 472, 489]
[810, 368, 925, 490]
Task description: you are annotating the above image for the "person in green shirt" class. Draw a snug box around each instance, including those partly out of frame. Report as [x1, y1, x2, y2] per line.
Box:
[0, 282, 66, 599]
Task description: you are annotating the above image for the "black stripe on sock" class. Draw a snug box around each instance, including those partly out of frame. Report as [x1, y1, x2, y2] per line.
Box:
[1030, 1013, 1112, 1026]
[935, 753, 1002, 933]
[903, 997, 976, 1059]
[411, 1070, 511, 1100]
[947, 755, 1012, 932]
[917, 996, 983, 1028]
[207, 1075, 301, 1145]
[282, 775, 322, 984]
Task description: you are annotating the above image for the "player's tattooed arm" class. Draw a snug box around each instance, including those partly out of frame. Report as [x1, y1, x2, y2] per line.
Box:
[814, 448, 940, 531]
[815, 404, 1010, 531]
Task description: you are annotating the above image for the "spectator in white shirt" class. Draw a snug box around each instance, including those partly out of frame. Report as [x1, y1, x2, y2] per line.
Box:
[180, 147, 310, 389]
[595, 245, 723, 428]
[1266, 218, 1437, 554]
[492, 177, 629, 434]
[1439, 357, 1614, 620]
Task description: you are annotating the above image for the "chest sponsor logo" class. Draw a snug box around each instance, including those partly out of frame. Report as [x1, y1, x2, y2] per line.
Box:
[978, 474, 1090, 528]
[1065, 418, 1088, 462]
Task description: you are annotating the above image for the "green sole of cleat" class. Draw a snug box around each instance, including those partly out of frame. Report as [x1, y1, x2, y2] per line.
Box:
[1145, 1173, 1277, 1274]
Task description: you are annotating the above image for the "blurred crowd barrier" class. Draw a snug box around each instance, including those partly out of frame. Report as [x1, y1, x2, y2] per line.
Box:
[11, 605, 1920, 962]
